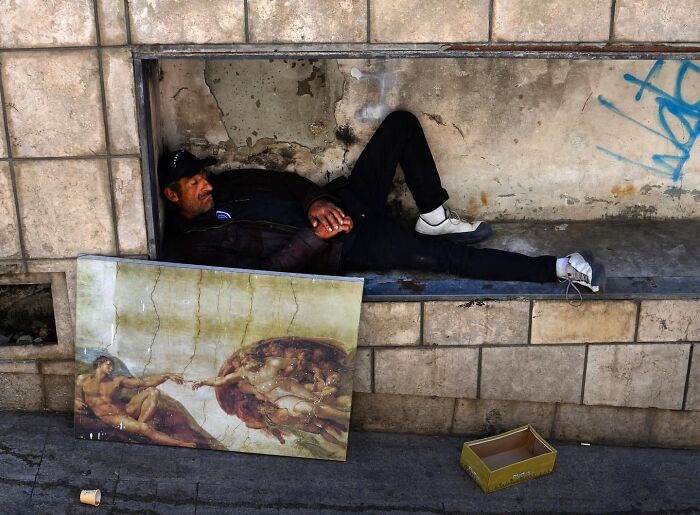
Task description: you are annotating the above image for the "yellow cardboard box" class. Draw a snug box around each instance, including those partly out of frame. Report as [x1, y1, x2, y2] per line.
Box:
[460, 424, 557, 493]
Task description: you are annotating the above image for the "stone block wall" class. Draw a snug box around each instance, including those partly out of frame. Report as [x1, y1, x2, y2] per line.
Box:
[0, 1, 699, 447]
[350, 299, 700, 448]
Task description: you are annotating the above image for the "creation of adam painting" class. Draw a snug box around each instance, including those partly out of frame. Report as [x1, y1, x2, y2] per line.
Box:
[74, 256, 363, 461]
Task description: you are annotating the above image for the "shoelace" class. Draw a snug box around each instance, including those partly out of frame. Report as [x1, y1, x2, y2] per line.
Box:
[560, 268, 590, 306]
[561, 276, 583, 306]
[446, 208, 468, 225]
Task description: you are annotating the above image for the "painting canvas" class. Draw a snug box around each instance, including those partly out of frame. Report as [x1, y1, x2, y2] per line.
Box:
[74, 256, 364, 461]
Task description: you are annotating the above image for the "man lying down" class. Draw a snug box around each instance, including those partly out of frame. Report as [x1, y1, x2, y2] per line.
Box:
[159, 110, 605, 293]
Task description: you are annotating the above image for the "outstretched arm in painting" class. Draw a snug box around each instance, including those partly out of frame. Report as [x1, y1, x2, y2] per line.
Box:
[191, 371, 243, 390]
[121, 373, 185, 389]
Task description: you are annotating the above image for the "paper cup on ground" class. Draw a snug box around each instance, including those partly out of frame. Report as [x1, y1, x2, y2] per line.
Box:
[80, 489, 101, 506]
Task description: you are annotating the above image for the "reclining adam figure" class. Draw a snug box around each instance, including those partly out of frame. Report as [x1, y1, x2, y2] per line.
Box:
[160, 111, 605, 292]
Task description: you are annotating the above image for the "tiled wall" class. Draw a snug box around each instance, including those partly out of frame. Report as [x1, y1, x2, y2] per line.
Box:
[0, 1, 698, 446]
[350, 299, 699, 447]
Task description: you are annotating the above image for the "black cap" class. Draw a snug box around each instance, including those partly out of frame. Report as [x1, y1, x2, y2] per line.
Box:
[158, 150, 217, 190]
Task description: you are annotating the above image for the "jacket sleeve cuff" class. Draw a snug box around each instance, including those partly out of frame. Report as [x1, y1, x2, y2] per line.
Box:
[296, 227, 328, 252]
[263, 227, 328, 272]
[303, 192, 341, 213]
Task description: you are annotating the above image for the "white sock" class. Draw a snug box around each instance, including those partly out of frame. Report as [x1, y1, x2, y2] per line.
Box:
[420, 205, 447, 225]
[555, 257, 569, 278]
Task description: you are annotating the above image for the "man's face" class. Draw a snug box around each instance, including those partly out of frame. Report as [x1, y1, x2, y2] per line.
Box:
[98, 360, 113, 376]
[165, 172, 214, 219]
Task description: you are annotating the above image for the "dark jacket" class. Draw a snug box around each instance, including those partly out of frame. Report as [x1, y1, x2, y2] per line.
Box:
[163, 169, 347, 274]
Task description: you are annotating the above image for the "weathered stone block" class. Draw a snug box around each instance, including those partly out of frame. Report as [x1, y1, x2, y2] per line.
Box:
[357, 302, 421, 346]
[102, 49, 140, 155]
[1, 51, 105, 157]
[375, 347, 478, 398]
[0, 373, 43, 410]
[531, 301, 636, 344]
[650, 410, 700, 448]
[614, 0, 700, 42]
[0, 0, 96, 48]
[26, 260, 77, 330]
[44, 374, 74, 412]
[685, 346, 700, 411]
[370, 0, 489, 43]
[129, 0, 245, 44]
[15, 160, 116, 258]
[481, 346, 584, 403]
[584, 344, 691, 409]
[97, 0, 129, 45]
[638, 300, 700, 342]
[0, 361, 39, 374]
[552, 403, 651, 445]
[0, 163, 21, 259]
[493, 0, 611, 41]
[249, 0, 366, 42]
[353, 348, 372, 393]
[0, 261, 23, 275]
[112, 158, 148, 255]
[40, 361, 75, 376]
[424, 300, 529, 345]
[351, 392, 454, 434]
[453, 399, 556, 438]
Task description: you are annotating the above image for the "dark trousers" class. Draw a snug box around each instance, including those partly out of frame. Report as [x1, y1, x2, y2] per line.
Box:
[340, 111, 558, 283]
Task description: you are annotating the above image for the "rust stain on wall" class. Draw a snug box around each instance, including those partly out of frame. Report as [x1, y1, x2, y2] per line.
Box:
[611, 184, 635, 197]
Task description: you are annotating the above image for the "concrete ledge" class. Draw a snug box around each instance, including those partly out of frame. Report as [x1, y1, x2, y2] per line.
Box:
[361, 275, 700, 301]
[358, 220, 700, 301]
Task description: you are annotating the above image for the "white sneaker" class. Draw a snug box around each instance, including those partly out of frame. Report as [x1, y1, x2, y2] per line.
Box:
[415, 207, 492, 244]
[559, 251, 606, 293]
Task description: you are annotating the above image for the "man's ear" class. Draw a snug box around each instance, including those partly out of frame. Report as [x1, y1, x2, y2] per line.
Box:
[163, 186, 179, 204]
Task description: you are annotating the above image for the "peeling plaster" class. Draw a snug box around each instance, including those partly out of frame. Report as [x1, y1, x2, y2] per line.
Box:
[158, 58, 700, 221]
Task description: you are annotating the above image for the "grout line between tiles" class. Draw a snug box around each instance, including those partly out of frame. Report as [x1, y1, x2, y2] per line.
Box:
[681, 343, 694, 410]
[244, 0, 250, 43]
[0, 50, 28, 273]
[609, 0, 617, 42]
[94, 2, 122, 256]
[124, 0, 133, 45]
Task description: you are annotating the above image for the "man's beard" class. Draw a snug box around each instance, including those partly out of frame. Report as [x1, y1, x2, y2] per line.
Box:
[199, 194, 214, 212]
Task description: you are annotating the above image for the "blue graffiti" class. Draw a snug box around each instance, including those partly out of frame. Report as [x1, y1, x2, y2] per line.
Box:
[597, 60, 699, 182]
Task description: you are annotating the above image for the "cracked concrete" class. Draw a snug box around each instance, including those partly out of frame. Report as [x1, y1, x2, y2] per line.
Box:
[141, 267, 162, 377]
[181, 270, 204, 376]
[2, 412, 699, 513]
[108, 264, 121, 351]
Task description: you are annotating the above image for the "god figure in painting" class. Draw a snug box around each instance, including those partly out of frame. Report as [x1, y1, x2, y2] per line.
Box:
[193, 337, 353, 458]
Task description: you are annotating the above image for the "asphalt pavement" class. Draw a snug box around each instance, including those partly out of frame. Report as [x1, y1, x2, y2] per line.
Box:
[1, 411, 698, 514]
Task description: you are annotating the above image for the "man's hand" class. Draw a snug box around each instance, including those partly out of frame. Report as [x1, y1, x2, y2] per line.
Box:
[312, 217, 353, 240]
[308, 199, 352, 232]
[308, 199, 353, 240]
[166, 373, 185, 384]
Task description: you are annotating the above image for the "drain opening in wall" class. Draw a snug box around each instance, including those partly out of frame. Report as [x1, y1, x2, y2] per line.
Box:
[0, 284, 58, 346]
